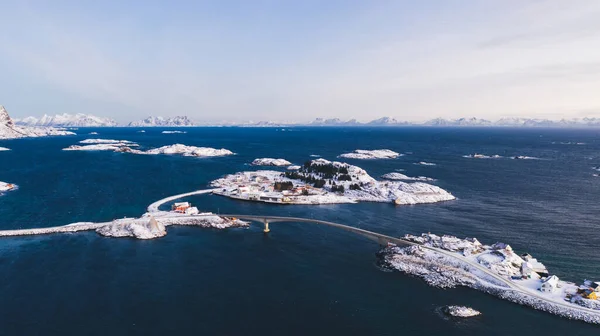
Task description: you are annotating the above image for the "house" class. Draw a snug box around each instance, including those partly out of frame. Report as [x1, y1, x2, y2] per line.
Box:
[591, 282, 600, 293]
[521, 262, 534, 278]
[172, 202, 191, 213]
[540, 275, 560, 293]
[584, 289, 598, 300]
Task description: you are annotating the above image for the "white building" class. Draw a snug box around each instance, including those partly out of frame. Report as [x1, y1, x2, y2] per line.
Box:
[540, 275, 560, 293]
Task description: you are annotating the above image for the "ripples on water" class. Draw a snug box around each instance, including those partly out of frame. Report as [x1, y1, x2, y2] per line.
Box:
[0, 127, 599, 335]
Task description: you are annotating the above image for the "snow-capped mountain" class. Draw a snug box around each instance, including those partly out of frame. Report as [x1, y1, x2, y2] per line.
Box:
[15, 113, 117, 127]
[128, 116, 195, 127]
[423, 117, 492, 126]
[0, 106, 75, 139]
[367, 117, 410, 126]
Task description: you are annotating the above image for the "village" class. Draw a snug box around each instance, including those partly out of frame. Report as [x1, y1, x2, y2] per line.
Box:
[210, 158, 456, 205]
[402, 233, 600, 310]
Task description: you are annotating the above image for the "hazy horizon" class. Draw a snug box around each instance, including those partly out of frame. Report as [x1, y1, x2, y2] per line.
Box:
[2, 1, 600, 123]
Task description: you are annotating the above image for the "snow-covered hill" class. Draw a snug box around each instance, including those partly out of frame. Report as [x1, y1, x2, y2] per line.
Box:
[0, 106, 75, 139]
[15, 113, 117, 127]
[128, 116, 195, 127]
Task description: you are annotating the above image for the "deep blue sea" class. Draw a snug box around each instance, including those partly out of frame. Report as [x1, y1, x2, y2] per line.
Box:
[1, 127, 599, 335]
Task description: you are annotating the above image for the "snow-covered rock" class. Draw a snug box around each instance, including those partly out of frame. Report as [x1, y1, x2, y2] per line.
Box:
[444, 306, 481, 317]
[63, 142, 234, 158]
[0, 147, 10, 151]
[80, 139, 138, 145]
[381, 173, 434, 181]
[414, 161, 436, 166]
[339, 149, 401, 159]
[63, 144, 130, 151]
[96, 216, 166, 239]
[251, 158, 292, 166]
[128, 116, 195, 127]
[287, 165, 302, 170]
[512, 156, 540, 160]
[463, 154, 502, 159]
[162, 130, 186, 134]
[0, 106, 75, 139]
[144, 144, 234, 157]
[15, 113, 117, 127]
[89, 132, 99, 135]
[0, 182, 17, 192]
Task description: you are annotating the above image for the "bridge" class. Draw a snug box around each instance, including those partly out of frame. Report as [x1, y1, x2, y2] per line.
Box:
[219, 214, 416, 247]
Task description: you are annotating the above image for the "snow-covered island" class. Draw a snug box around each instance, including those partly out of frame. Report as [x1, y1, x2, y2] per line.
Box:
[443, 306, 481, 318]
[211, 159, 455, 205]
[0, 147, 10, 151]
[251, 158, 292, 166]
[339, 149, 401, 159]
[377, 233, 600, 324]
[162, 130, 186, 134]
[63, 142, 234, 158]
[414, 161, 436, 166]
[0, 182, 17, 193]
[381, 172, 434, 181]
[0, 105, 75, 140]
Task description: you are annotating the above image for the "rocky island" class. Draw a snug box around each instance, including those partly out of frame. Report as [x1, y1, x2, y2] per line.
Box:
[211, 158, 455, 205]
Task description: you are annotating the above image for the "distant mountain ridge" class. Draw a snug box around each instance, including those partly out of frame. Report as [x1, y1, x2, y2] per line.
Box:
[0, 106, 74, 139]
[15, 113, 117, 127]
[128, 116, 195, 127]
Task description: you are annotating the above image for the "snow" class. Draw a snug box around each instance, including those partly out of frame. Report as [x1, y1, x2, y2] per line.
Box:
[95, 212, 249, 239]
[444, 306, 481, 317]
[0, 106, 75, 139]
[287, 165, 302, 170]
[0, 182, 17, 192]
[211, 159, 454, 205]
[128, 116, 195, 127]
[89, 132, 99, 135]
[14, 113, 117, 127]
[251, 158, 292, 166]
[339, 149, 401, 159]
[63, 142, 234, 157]
[309, 154, 321, 157]
[162, 130, 187, 134]
[381, 233, 600, 324]
[63, 144, 133, 151]
[381, 172, 434, 181]
[0, 147, 10, 151]
[414, 161, 436, 166]
[144, 144, 234, 157]
[463, 154, 503, 159]
[79, 139, 138, 145]
[512, 156, 541, 160]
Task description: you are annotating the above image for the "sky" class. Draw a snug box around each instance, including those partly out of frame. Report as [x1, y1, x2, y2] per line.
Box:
[1, 0, 600, 123]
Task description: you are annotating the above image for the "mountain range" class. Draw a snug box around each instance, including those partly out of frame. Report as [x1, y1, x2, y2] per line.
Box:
[9, 109, 600, 127]
[0, 106, 74, 139]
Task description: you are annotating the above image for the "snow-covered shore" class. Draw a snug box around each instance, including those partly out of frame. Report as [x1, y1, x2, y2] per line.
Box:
[339, 149, 401, 159]
[378, 233, 600, 324]
[381, 172, 434, 181]
[211, 159, 454, 205]
[251, 158, 292, 166]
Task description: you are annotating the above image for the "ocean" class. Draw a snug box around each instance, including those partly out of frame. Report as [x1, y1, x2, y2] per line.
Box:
[0, 127, 599, 335]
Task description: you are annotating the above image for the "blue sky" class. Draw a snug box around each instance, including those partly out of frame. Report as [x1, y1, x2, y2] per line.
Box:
[1, 0, 600, 123]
